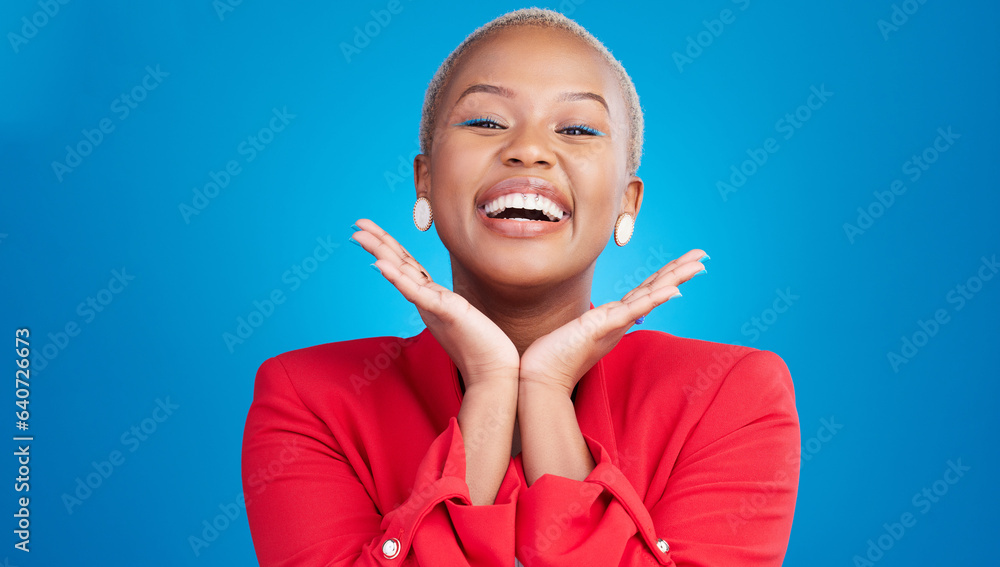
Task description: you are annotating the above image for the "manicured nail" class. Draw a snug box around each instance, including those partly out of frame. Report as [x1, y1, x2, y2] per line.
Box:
[348, 236, 363, 248]
[695, 268, 707, 276]
[350, 223, 360, 231]
[669, 292, 683, 299]
[700, 254, 711, 262]
[370, 263, 382, 274]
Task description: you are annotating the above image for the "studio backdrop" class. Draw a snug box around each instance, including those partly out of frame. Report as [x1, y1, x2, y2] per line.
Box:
[1, 0, 997, 565]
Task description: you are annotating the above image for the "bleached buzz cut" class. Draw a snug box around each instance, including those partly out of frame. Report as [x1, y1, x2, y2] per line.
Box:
[418, 7, 645, 176]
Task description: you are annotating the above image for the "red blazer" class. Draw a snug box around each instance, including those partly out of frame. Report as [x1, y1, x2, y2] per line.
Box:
[241, 324, 800, 566]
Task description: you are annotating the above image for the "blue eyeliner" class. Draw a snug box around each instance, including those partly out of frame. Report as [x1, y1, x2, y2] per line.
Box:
[453, 117, 605, 136]
[453, 116, 500, 127]
[567, 124, 605, 136]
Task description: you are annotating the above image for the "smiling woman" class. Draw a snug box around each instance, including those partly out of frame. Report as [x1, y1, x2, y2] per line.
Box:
[241, 7, 799, 567]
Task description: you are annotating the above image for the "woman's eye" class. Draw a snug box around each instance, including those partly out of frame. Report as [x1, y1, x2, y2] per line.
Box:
[454, 118, 604, 136]
[455, 117, 505, 129]
[560, 124, 606, 136]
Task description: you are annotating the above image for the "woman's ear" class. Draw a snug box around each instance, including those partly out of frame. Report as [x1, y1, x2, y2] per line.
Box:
[621, 175, 644, 219]
[414, 153, 431, 199]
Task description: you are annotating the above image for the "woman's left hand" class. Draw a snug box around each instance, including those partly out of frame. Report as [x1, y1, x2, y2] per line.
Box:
[518, 249, 708, 397]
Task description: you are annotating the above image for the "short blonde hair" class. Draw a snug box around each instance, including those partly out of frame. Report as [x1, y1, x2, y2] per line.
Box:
[418, 7, 645, 176]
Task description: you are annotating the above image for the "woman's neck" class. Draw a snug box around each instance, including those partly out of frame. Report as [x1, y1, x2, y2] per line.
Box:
[451, 263, 595, 357]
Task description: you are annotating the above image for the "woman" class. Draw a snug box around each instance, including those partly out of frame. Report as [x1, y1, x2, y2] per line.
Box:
[242, 8, 799, 566]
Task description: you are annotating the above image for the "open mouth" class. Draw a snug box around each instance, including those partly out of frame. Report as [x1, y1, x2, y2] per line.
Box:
[482, 193, 566, 222]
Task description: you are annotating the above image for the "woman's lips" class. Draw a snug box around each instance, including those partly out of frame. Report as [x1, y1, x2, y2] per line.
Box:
[474, 176, 572, 237]
[475, 203, 570, 237]
[476, 176, 572, 216]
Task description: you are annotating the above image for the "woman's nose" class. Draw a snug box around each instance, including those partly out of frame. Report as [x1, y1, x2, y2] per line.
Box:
[500, 124, 556, 168]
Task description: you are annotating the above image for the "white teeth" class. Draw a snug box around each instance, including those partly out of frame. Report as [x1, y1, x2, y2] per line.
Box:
[483, 192, 566, 221]
[544, 202, 563, 220]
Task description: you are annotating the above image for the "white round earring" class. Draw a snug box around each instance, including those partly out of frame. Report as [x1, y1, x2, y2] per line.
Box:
[413, 197, 433, 231]
[614, 212, 634, 246]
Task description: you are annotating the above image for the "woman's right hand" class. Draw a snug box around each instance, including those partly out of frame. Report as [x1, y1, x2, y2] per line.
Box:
[350, 218, 520, 390]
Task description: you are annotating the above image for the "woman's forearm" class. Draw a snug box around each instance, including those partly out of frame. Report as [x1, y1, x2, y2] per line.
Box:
[518, 380, 596, 486]
[456, 378, 518, 505]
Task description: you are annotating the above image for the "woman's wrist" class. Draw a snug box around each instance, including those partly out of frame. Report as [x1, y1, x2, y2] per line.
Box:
[461, 369, 520, 394]
[518, 374, 574, 399]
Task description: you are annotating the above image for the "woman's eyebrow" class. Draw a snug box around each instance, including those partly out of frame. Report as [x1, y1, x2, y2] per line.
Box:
[556, 91, 609, 115]
[453, 84, 609, 115]
[454, 84, 515, 105]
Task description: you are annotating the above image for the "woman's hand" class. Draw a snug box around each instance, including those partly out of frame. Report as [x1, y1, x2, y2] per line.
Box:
[350, 219, 520, 388]
[352, 219, 519, 506]
[518, 249, 709, 397]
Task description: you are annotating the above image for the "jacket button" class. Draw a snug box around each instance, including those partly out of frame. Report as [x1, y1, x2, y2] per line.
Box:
[656, 538, 669, 553]
[382, 538, 400, 559]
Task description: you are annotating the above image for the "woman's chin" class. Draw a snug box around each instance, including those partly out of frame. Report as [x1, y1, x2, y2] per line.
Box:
[473, 255, 577, 291]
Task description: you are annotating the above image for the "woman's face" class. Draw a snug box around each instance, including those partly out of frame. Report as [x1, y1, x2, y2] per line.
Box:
[417, 25, 642, 290]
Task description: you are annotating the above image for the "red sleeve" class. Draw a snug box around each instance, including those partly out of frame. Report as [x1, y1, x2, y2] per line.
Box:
[242, 356, 520, 566]
[514, 349, 800, 566]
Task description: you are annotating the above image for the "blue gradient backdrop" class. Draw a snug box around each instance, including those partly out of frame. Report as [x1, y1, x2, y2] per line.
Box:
[1, 0, 997, 565]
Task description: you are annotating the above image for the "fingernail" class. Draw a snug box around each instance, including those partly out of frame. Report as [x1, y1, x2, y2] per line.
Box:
[348, 236, 363, 248]
[670, 292, 683, 299]
[695, 268, 707, 276]
[370, 263, 382, 274]
[350, 223, 360, 231]
[700, 254, 711, 262]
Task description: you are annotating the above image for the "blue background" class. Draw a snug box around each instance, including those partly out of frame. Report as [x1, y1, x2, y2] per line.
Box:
[2, 0, 997, 565]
